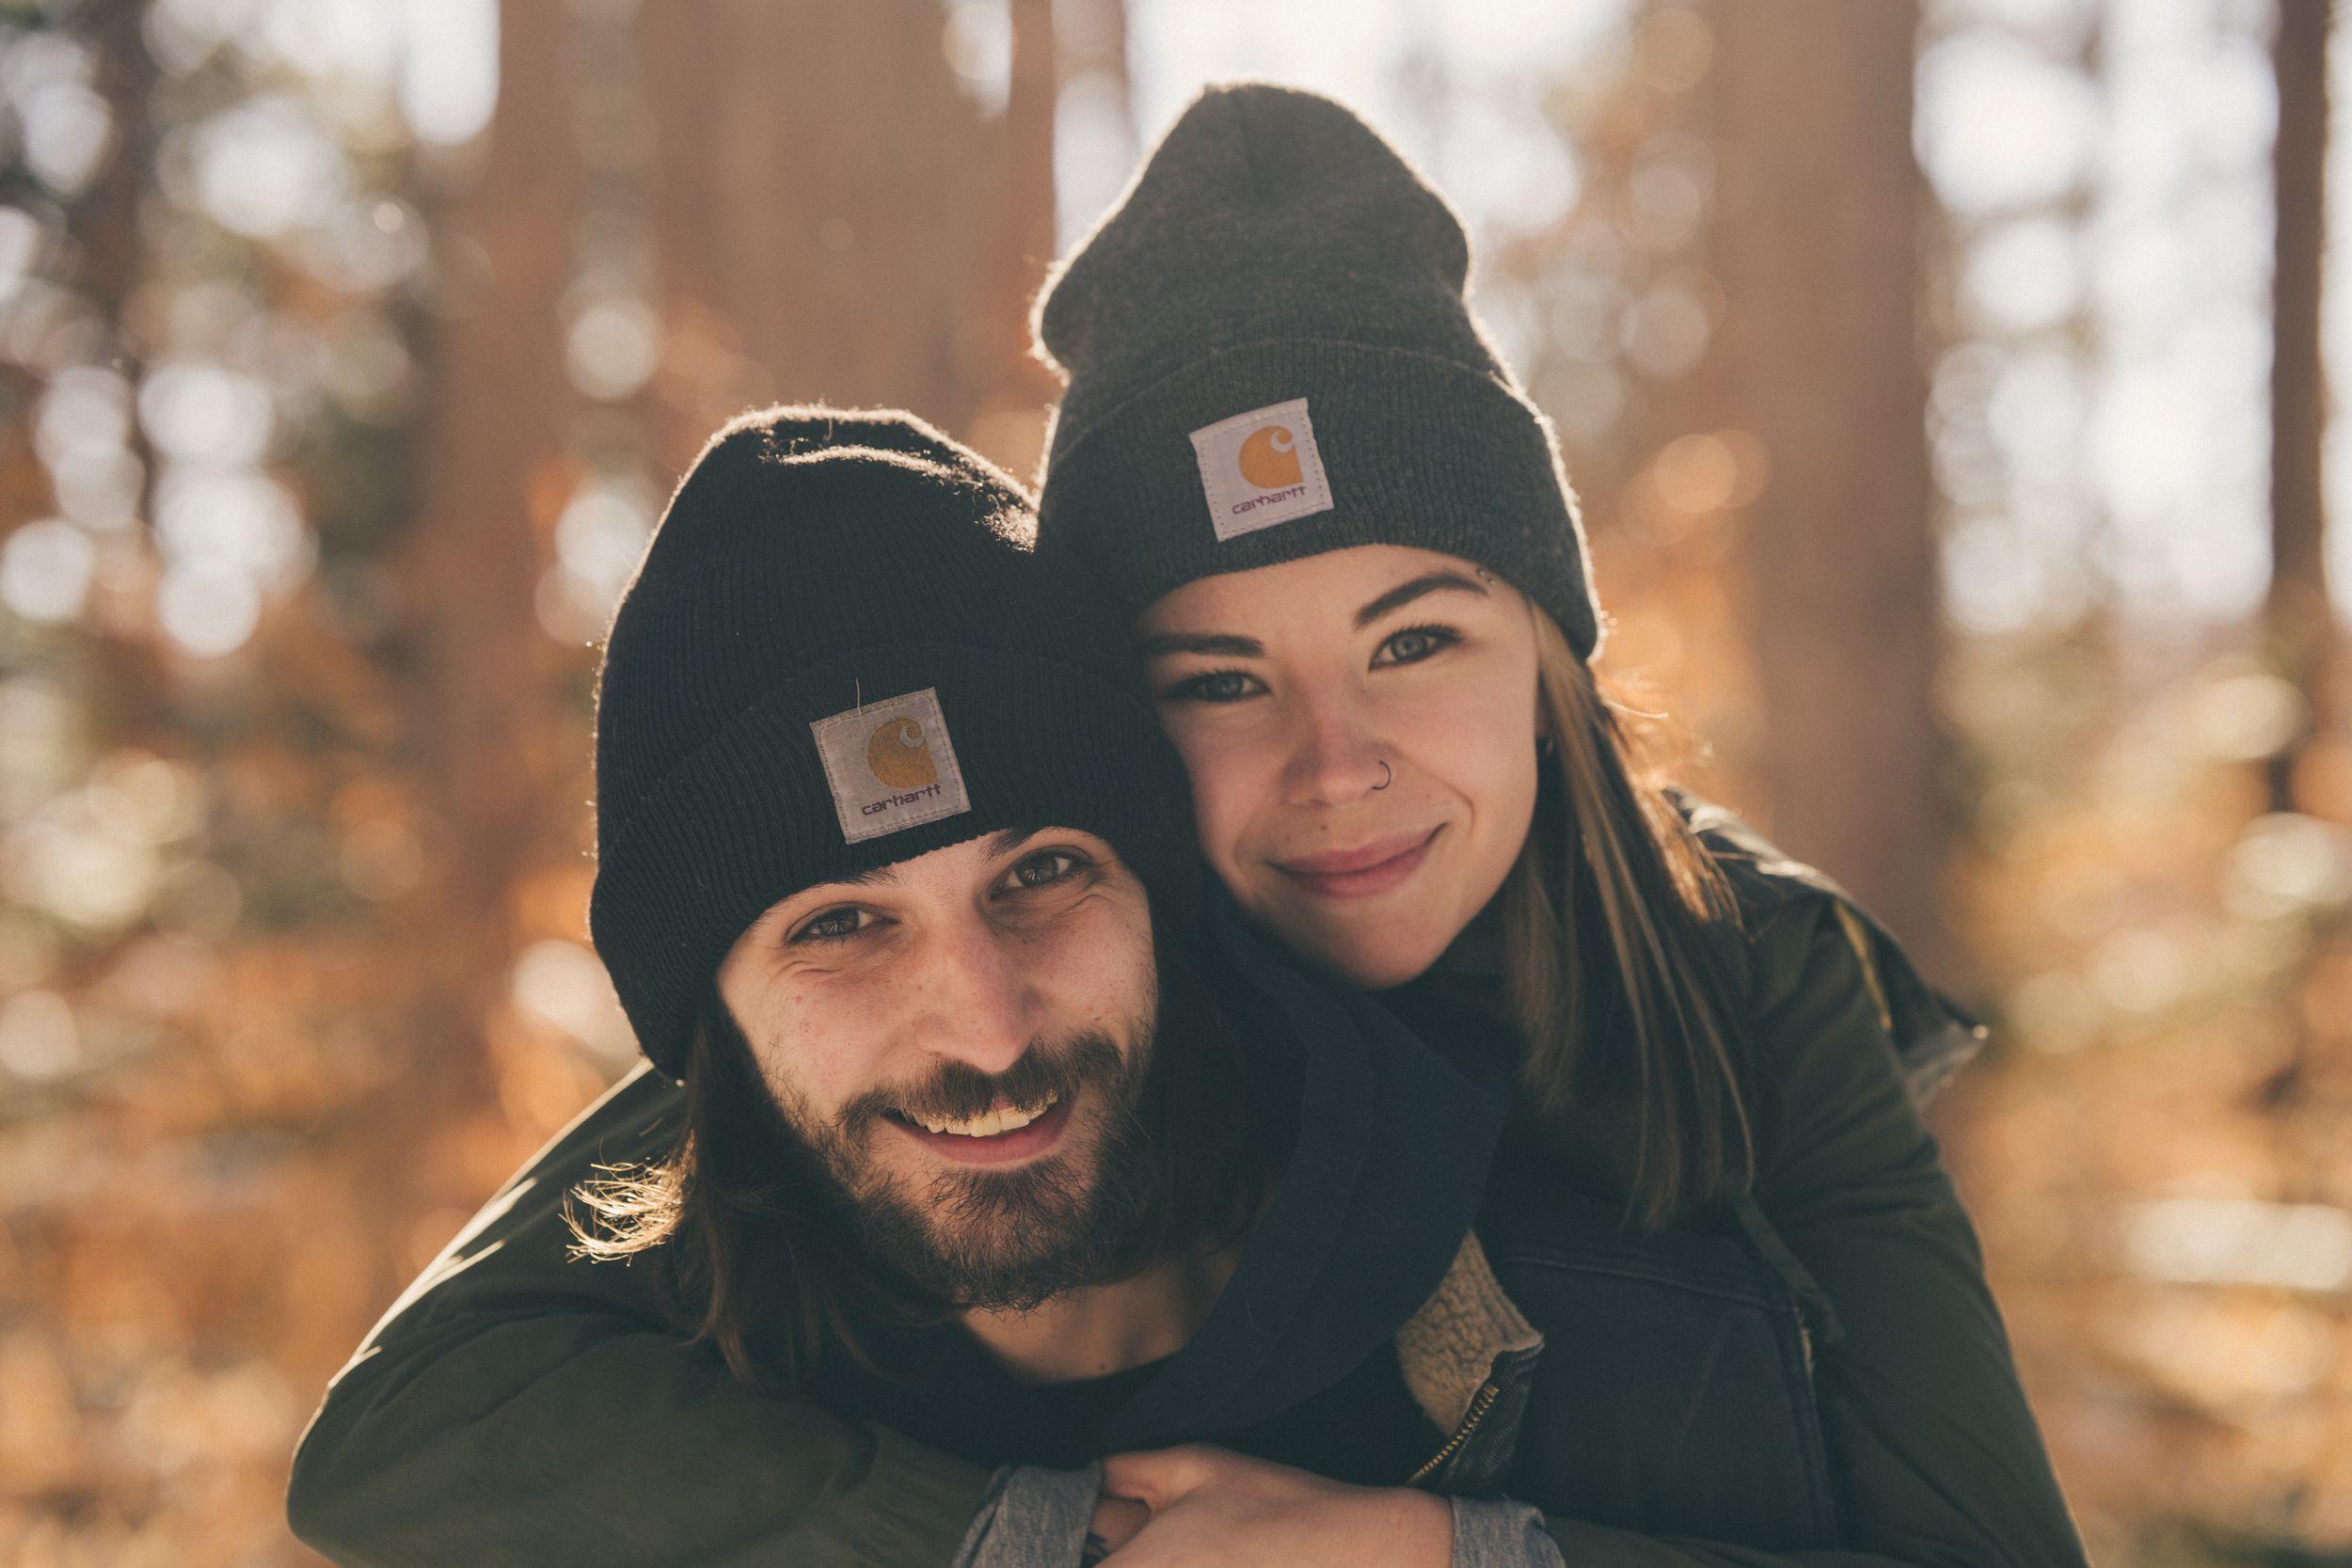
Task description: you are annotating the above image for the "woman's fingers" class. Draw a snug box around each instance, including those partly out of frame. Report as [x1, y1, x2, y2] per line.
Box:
[1087, 1494, 1150, 1554]
[1092, 1455, 1454, 1568]
[1099, 1444, 1223, 1510]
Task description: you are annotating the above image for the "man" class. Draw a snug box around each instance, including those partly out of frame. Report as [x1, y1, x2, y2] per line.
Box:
[288, 406, 1538, 1567]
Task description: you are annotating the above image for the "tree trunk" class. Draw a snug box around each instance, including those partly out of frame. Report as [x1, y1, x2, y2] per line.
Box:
[636, 1, 1057, 475]
[959, 0, 1064, 477]
[61, 2, 172, 732]
[1708, 0, 1950, 976]
[381, 0, 577, 1243]
[2267, 0, 2334, 816]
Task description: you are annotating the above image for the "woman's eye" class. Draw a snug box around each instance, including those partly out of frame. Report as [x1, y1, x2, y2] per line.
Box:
[1004, 849, 1089, 892]
[792, 907, 877, 943]
[1373, 625, 1459, 668]
[1158, 669, 1263, 705]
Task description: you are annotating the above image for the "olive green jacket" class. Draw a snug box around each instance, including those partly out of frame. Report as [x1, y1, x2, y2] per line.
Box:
[286, 809, 2087, 1568]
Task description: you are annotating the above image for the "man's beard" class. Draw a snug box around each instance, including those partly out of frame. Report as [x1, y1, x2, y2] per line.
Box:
[770, 1012, 1161, 1312]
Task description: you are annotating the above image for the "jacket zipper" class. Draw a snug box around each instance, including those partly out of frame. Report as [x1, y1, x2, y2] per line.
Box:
[1406, 1381, 1502, 1487]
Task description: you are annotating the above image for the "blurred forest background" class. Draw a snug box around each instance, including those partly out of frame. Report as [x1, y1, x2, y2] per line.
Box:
[1, 0, 2348, 1562]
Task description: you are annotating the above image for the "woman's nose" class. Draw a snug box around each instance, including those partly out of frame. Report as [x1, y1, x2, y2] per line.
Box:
[1279, 690, 1390, 806]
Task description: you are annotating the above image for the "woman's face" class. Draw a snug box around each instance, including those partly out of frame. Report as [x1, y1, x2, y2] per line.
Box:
[1137, 544, 1545, 988]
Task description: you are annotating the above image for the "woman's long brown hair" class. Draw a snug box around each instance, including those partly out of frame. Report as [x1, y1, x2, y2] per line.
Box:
[1496, 610, 1756, 1227]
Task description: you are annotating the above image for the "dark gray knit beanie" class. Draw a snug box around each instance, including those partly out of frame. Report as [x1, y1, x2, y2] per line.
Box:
[1032, 81, 1600, 659]
[591, 404, 1199, 1082]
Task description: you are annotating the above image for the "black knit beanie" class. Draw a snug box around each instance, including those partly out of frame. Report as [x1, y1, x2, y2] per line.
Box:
[590, 405, 1200, 1082]
[1032, 82, 1600, 659]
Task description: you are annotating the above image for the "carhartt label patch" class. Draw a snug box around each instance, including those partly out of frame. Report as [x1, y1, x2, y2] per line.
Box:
[810, 688, 971, 844]
[1189, 398, 1334, 542]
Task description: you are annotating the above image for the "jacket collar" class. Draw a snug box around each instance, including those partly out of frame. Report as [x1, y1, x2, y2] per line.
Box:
[1393, 1229, 1541, 1433]
[1097, 896, 1514, 1449]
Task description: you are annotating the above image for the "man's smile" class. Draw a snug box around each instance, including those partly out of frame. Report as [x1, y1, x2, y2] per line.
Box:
[884, 1092, 1079, 1167]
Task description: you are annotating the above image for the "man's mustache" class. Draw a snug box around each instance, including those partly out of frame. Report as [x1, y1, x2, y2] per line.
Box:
[835, 1033, 1125, 1132]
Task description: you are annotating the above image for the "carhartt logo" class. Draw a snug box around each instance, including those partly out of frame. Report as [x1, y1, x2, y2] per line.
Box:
[1237, 425, 1304, 490]
[812, 688, 970, 843]
[866, 718, 937, 789]
[1190, 398, 1333, 542]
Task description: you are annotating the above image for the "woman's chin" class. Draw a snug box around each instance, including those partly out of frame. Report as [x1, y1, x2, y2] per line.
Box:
[1272, 917, 1454, 991]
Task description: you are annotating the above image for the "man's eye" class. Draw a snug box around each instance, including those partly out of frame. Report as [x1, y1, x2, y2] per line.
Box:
[1158, 669, 1263, 705]
[1004, 849, 1089, 891]
[792, 907, 877, 943]
[1373, 625, 1459, 668]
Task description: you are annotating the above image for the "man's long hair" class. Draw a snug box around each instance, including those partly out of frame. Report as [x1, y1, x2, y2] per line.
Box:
[566, 915, 1281, 1393]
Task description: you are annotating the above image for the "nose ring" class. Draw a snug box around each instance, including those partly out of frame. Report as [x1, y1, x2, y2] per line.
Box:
[1373, 759, 1392, 791]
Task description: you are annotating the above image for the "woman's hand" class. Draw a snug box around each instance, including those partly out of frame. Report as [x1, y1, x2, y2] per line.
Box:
[1096, 1445, 1452, 1567]
[1084, 1494, 1149, 1562]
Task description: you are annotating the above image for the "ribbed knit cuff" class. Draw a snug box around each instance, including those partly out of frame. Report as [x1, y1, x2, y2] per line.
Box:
[1039, 338, 1597, 659]
[948, 1464, 1102, 1568]
[592, 641, 1198, 1079]
[1450, 1495, 1567, 1568]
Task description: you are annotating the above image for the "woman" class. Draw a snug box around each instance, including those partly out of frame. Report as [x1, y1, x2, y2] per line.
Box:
[1015, 83, 2075, 1567]
[287, 87, 2084, 1568]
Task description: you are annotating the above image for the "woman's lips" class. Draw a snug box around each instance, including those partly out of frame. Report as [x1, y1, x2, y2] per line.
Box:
[1271, 827, 1440, 900]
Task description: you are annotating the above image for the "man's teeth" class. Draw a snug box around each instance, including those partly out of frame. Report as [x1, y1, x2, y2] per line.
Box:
[911, 1094, 1058, 1138]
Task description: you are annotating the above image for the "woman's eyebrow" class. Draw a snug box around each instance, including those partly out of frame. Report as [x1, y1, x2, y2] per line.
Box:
[1136, 631, 1264, 659]
[1354, 571, 1489, 628]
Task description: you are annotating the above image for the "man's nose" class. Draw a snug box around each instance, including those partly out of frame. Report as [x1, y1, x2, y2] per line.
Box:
[909, 915, 1036, 1076]
[1279, 686, 1390, 806]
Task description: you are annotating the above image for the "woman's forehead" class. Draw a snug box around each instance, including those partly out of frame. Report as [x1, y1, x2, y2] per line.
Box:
[1136, 544, 1499, 633]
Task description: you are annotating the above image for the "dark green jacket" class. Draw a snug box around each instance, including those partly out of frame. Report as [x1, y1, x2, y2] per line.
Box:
[286, 811, 2086, 1568]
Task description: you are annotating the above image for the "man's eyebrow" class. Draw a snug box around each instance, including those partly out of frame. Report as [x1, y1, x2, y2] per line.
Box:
[1354, 571, 1489, 629]
[1135, 631, 1265, 660]
[988, 826, 1042, 856]
[827, 829, 1043, 894]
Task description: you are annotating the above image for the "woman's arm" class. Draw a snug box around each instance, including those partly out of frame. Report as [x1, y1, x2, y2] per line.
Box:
[284, 1065, 994, 1568]
[1102, 897, 2090, 1568]
[1067, 886, 2089, 1568]
[1534, 897, 2087, 1568]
